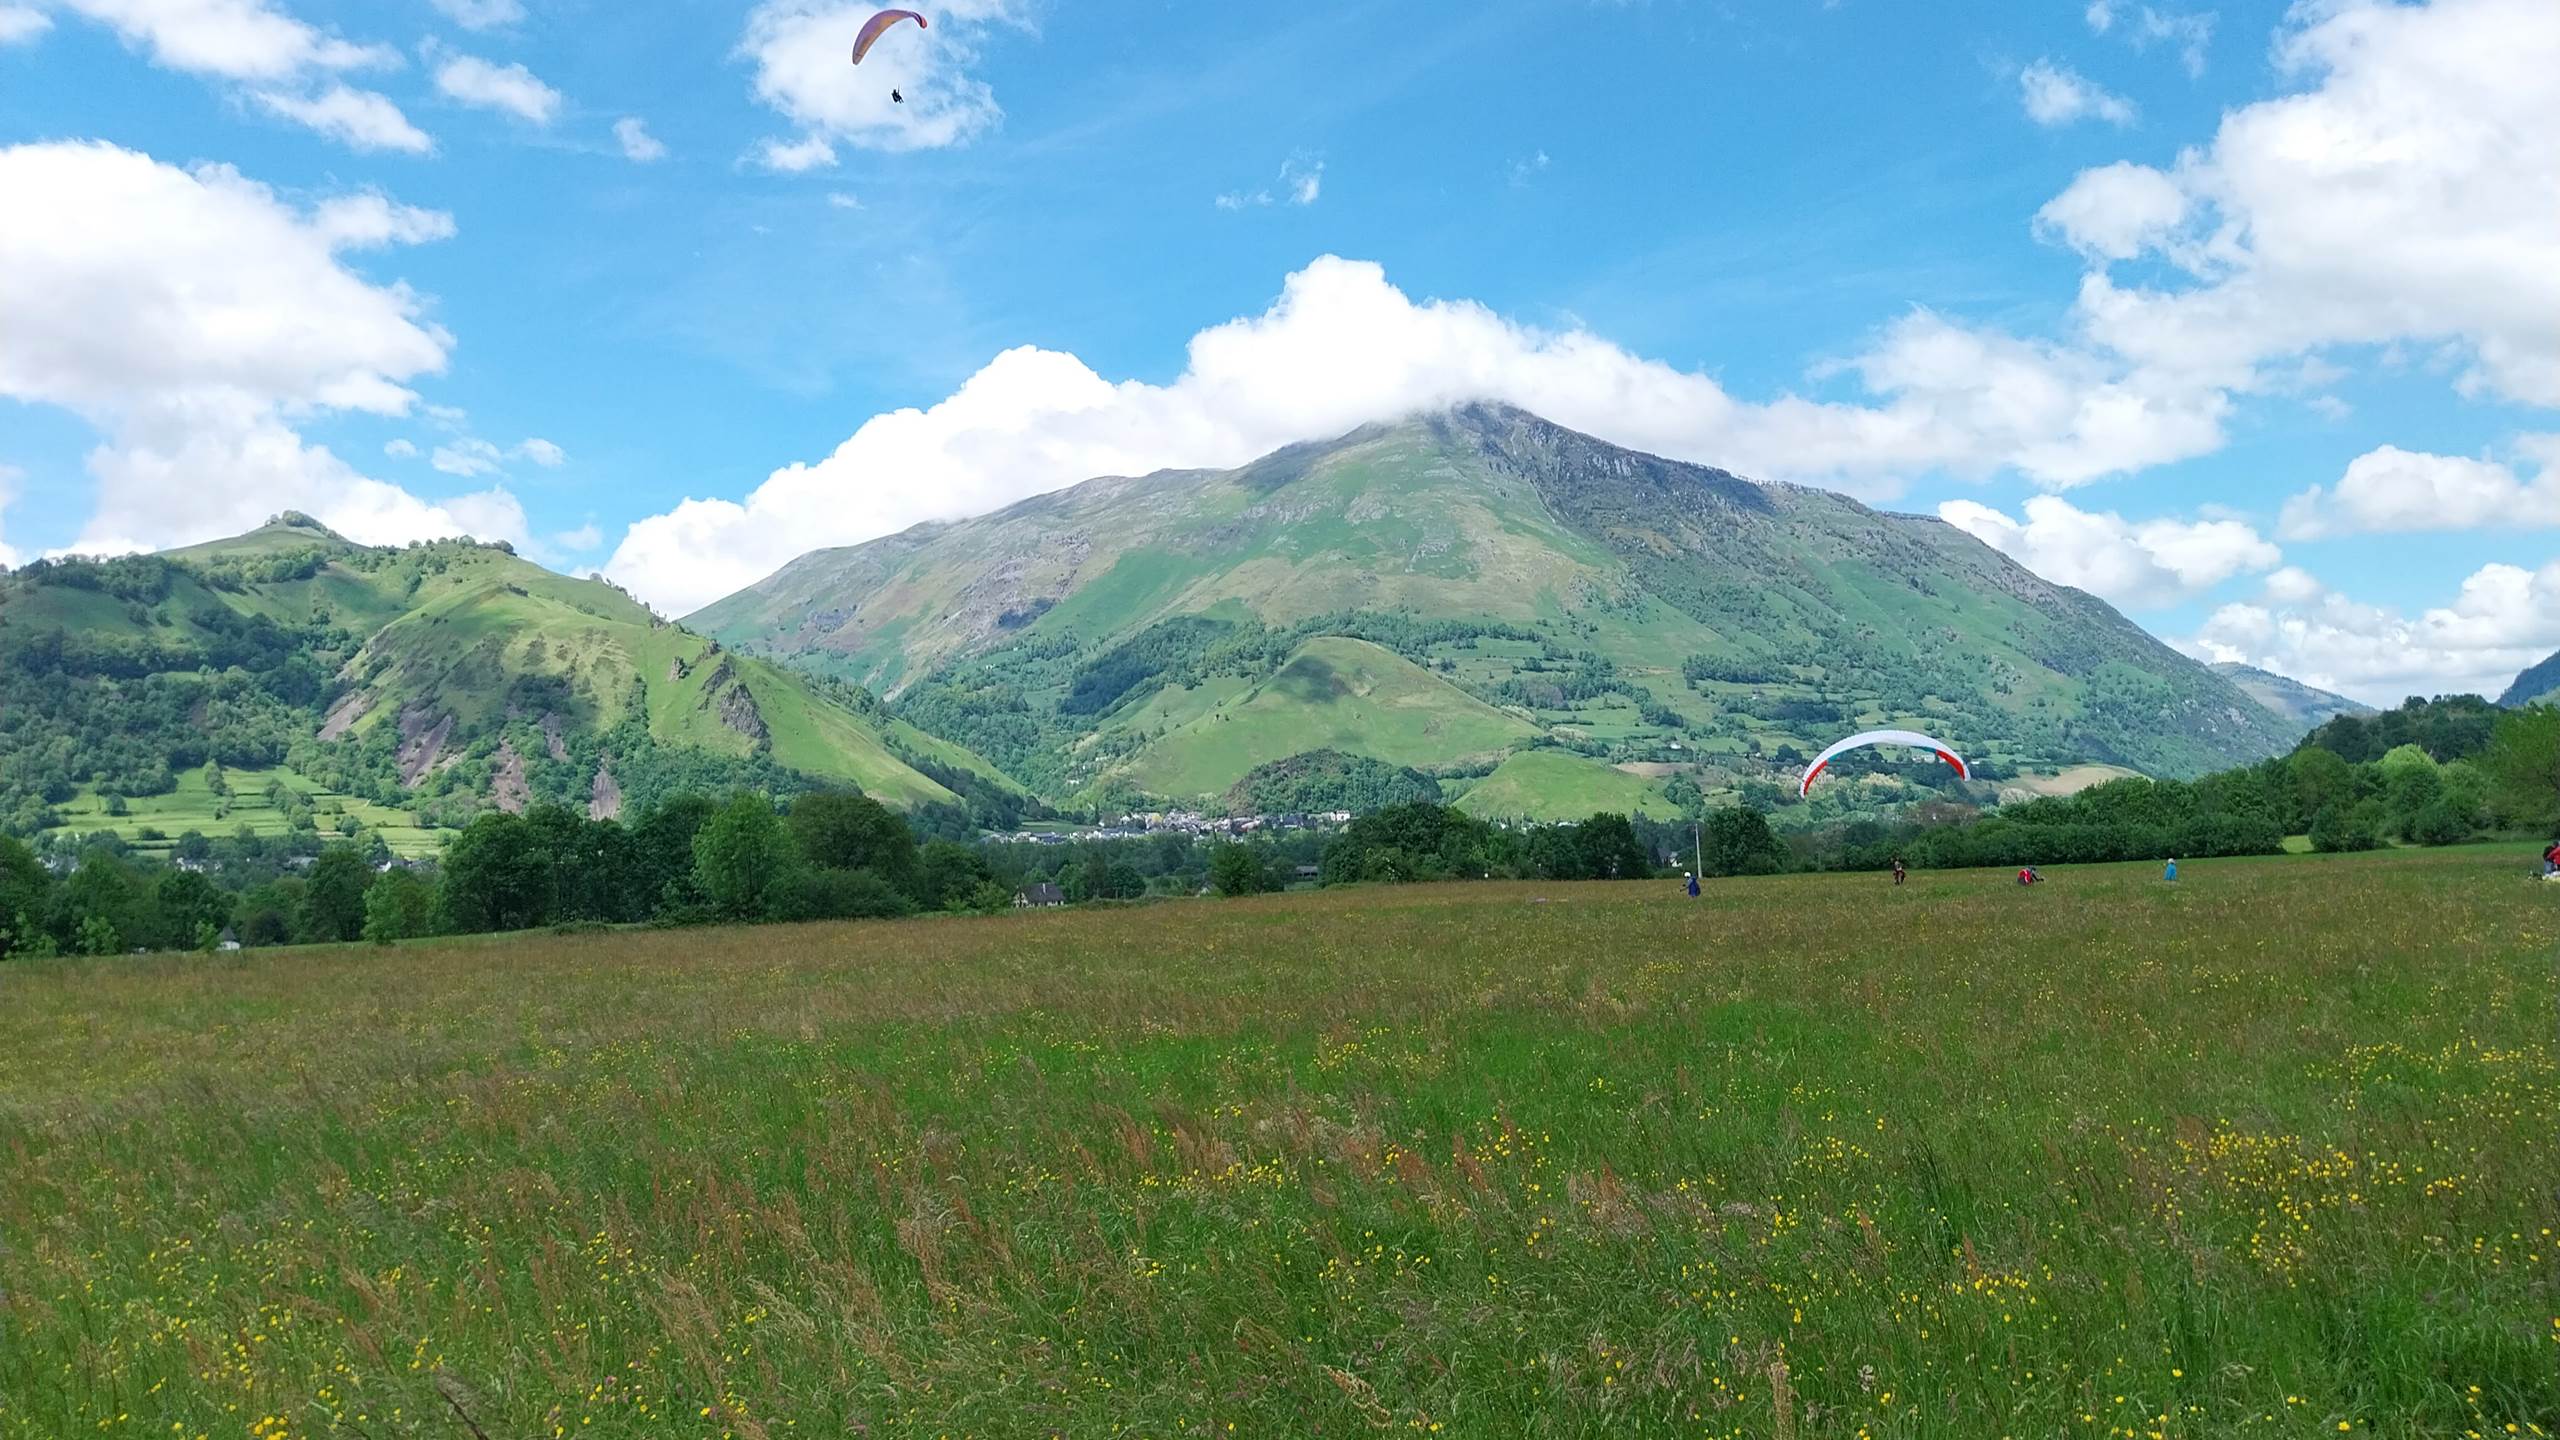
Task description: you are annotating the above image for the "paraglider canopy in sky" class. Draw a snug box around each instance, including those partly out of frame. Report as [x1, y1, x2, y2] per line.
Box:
[851, 9, 927, 65]
[1798, 729, 1969, 797]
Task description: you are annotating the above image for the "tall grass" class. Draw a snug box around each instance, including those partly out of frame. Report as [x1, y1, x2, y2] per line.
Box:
[2, 847, 2553, 1437]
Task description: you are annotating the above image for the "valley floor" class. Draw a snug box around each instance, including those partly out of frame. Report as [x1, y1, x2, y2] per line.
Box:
[43, 765, 450, 859]
[1, 848, 2553, 1436]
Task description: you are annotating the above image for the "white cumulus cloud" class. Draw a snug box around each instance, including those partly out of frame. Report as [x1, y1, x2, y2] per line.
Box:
[2020, 60, 2137, 127]
[434, 53, 561, 125]
[0, 140, 524, 553]
[2034, 161, 2188, 260]
[2186, 561, 2560, 705]
[2279, 440, 2560, 539]
[606, 256, 2244, 614]
[515, 437, 565, 467]
[741, 0, 1018, 161]
[613, 116, 666, 162]
[2048, 0, 2560, 409]
[384, 438, 419, 459]
[1939, 495, 2280, 611]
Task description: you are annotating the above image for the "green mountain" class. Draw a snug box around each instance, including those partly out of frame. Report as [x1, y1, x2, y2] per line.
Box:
[0, 515, 1016, 853]
[2209, 662, 2372, 737]
[693, 406, 2294, 817]
[2499, 650, 2560, 707]
[1118, 637, 1537, 800]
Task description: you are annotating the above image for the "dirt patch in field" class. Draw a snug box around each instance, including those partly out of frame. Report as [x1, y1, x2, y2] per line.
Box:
[2003, 764, 2142, 800]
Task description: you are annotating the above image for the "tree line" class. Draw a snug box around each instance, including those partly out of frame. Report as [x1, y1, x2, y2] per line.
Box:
[0, 789, 1739, 958]
[16, 695, 2560, 962]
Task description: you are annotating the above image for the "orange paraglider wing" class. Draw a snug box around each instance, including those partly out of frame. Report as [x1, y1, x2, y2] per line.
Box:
[850, 9, 926, 64]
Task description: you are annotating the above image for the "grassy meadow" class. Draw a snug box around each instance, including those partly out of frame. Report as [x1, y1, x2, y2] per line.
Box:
[1451, 749, 1680, 822]
[1119, 638, 1535, 803]
[1, 847, 2554, 1437]
[46, 766, 450, 860]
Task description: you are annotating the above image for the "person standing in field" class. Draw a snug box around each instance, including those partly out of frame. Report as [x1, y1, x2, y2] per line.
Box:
[1891, 856, 1906, 887]
[2164, 857, 2178, 884]
[1686, 872, 1700, 898]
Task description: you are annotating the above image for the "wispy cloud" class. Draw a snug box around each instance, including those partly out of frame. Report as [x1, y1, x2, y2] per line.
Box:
[614, 117, 666, 162]
[429, 0, 524, 31]
[47, 0, 428, 153]
[755, 134, 837, 173]
[434, 53, 563, 125]
[0, 5, 49, 45]
[2087, 3, 2214, 77]
[2019, 60, 2137, 127]
[1217, 153, 1325, 211]
[431, 437, 505, 478]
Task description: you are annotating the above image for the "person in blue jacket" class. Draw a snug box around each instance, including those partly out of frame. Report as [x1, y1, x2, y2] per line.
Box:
[1686, 872, 1700, 898]
[2164, 856, 2179, 884]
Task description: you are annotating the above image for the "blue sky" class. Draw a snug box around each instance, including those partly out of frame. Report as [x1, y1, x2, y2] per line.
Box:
[1, 0, 2554, 703]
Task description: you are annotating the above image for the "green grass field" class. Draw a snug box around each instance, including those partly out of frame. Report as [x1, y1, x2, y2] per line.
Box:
[1451, 747, 1678, 822]
[45, 766, 450, 859]
[2, 847, 2553, 1437]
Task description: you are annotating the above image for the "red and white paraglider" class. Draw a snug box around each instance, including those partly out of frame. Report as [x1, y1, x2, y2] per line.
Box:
[1798, 729, 1969, 798]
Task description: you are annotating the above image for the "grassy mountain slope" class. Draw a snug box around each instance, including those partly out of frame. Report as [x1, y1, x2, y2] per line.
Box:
[690, 422, 1636, 695]
[331, 562, 962, 810]
[694, 407, 2296, 812]
[1451, 750, 1676, 822]
[2211, 662, 2372, 736]
[0, 517, 1007, 850]
[1115, 638, 1536, 801]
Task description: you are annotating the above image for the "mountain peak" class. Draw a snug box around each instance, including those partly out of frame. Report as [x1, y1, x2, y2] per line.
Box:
[693, 409, 2295, 800]
[163, 512, 355, 562]
[2210, 661, 2372, 737]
